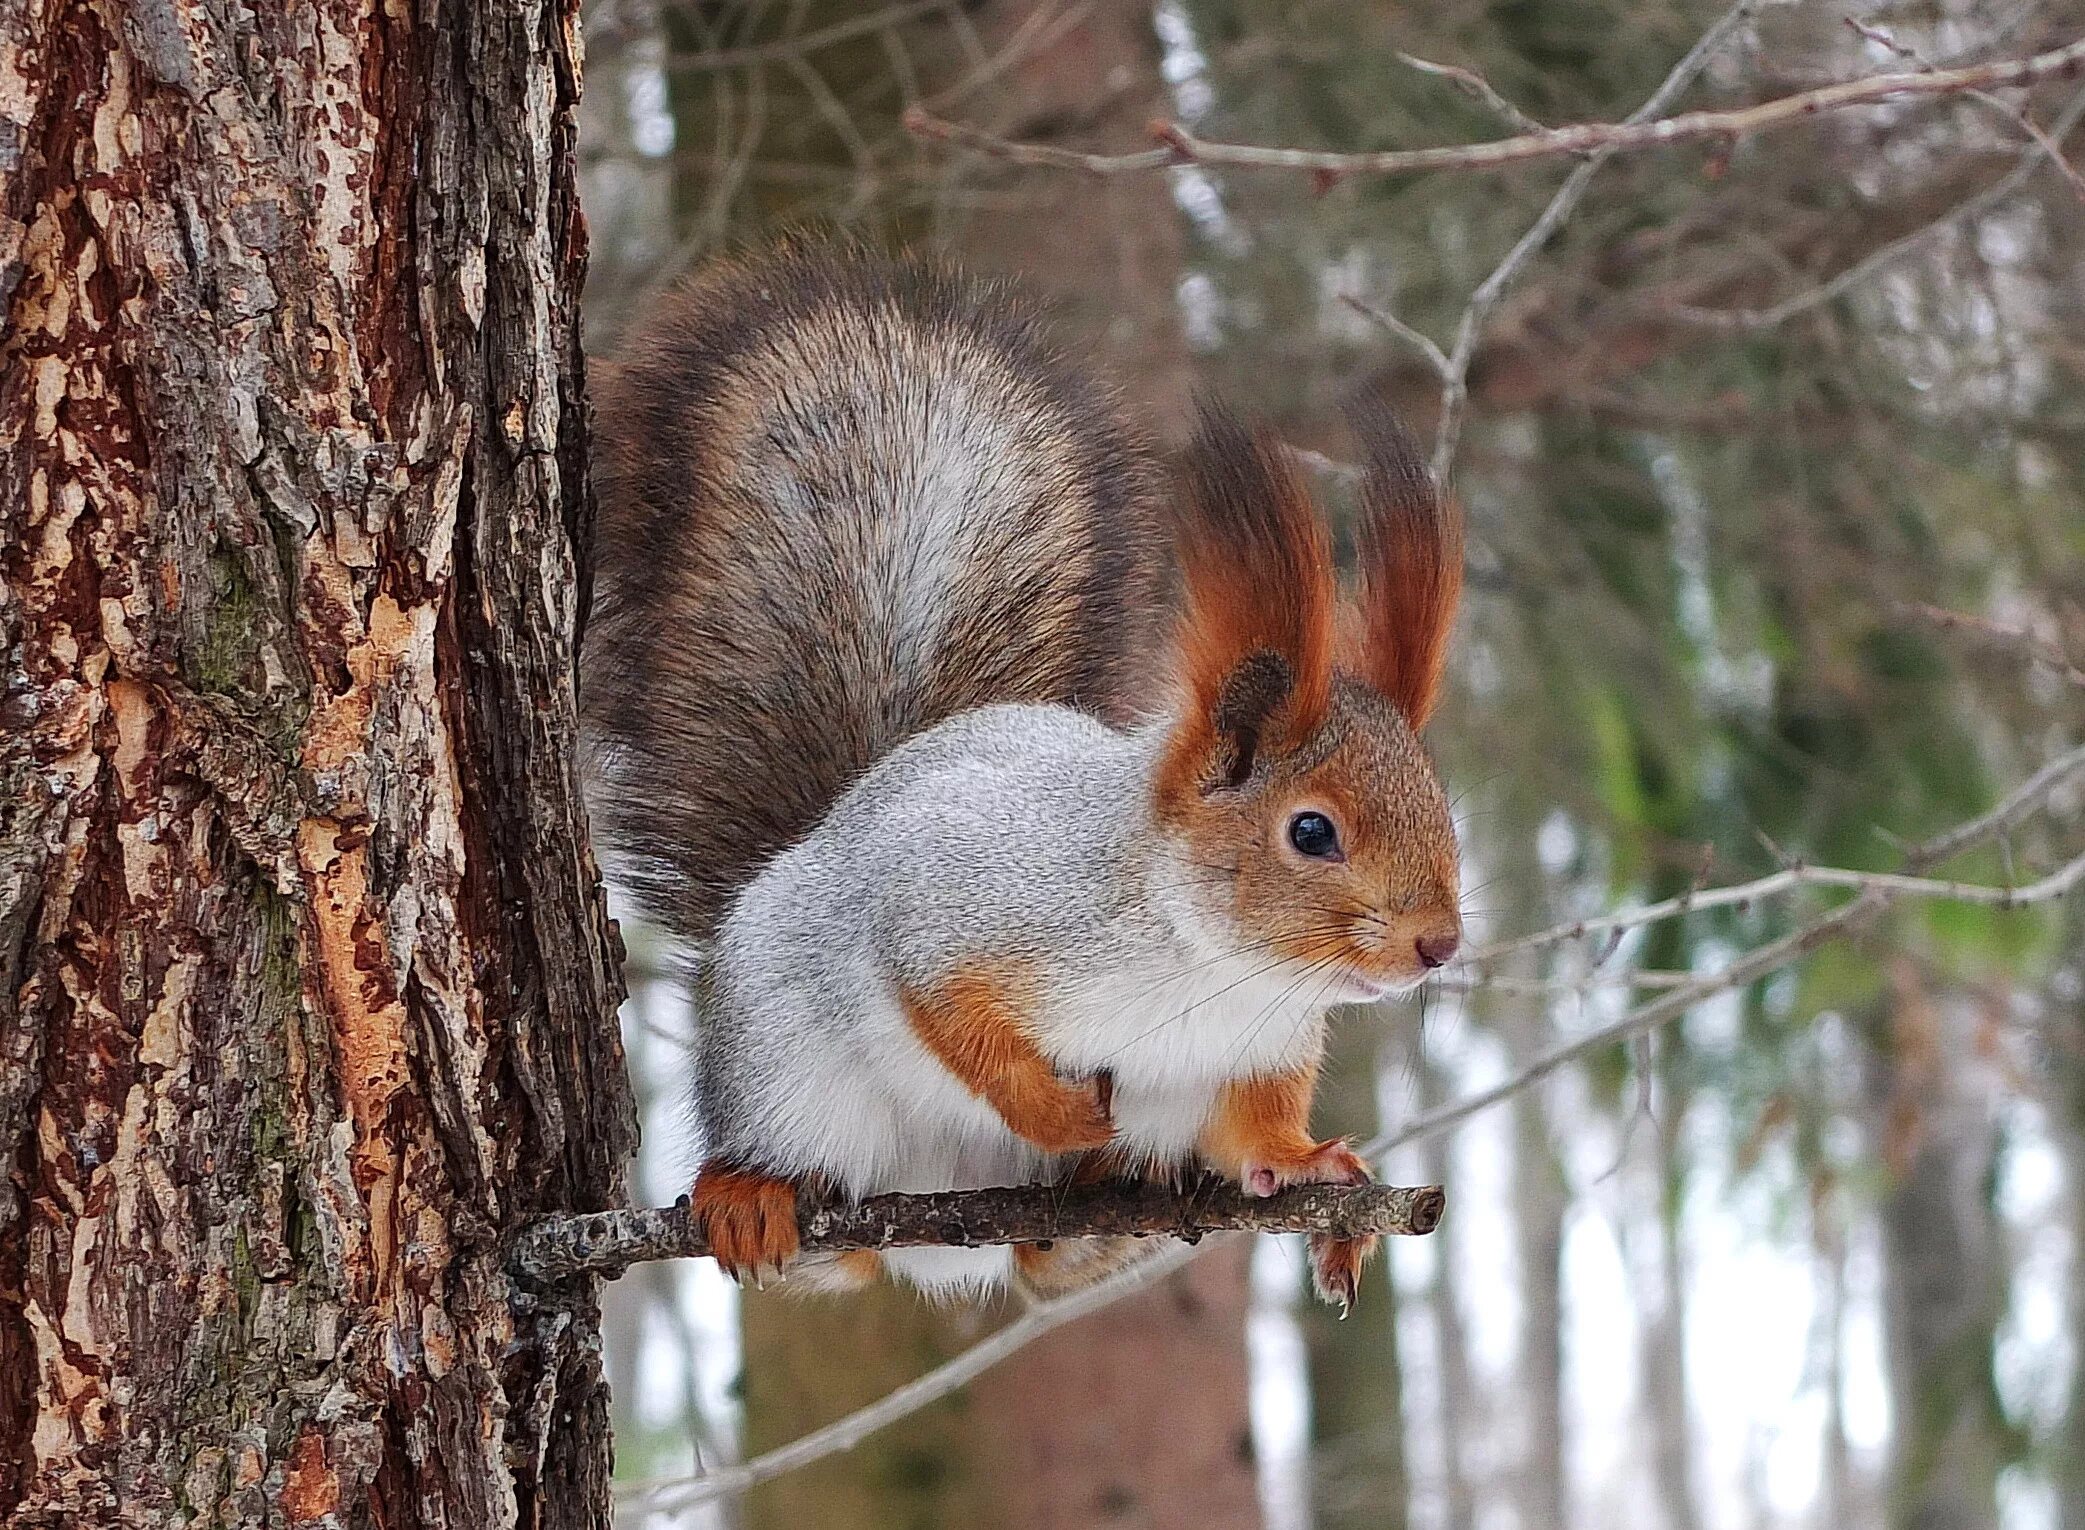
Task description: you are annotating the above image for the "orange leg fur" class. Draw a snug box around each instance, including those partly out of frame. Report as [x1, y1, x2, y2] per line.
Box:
[902, 967, 1114, 1154]
[692, 1160, 802, 1280]
[1199, 1067, 1380, 1312]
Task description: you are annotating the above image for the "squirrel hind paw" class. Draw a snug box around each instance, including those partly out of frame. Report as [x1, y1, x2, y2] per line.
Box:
[692, 1161, 803, 1279]
[1308, 1232, 1379, 1315]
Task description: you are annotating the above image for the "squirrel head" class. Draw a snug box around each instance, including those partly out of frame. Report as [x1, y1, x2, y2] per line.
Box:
[1154, 403, 1464, 1000]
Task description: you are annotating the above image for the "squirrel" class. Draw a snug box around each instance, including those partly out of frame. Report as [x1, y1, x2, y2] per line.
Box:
[581, 242, 1464, 1311]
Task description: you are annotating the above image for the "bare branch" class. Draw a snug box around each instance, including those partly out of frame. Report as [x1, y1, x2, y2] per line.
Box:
[1389, 746, 2085, 1152]
[1897, 740, 2085, 869]
[1463, 803, 2085, 969]
[511, 1178, 1444, 1284]
[902, 35, 2085, 184]
[1384, 850, 2085, 1154]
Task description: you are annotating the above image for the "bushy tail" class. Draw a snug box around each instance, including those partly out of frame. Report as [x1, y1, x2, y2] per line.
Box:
[581, 243, 1162, 940]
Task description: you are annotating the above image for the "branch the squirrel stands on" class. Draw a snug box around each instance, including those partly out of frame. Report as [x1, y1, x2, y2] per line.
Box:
[510, 1177, 1444, 1284]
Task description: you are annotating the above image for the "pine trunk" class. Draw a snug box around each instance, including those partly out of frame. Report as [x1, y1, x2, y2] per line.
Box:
[0, 0, 635, 1524]
[1301, 1011, 1409, 1530]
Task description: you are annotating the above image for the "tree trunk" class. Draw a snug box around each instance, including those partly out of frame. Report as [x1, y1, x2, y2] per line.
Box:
[1418, 1058, 1478, 1530]
[929, 8, 1261, 1526]
[968, 1242, 1261, 1530]
[0, 1, 634, 1525]
[1640, 1056, 1700, 1530]
[2055, 910, 2085, 1530]
[739, 1285, 998, 1530]
[1868, 962, 2004, 1530]
[930, 0, 1199, 441]
[1509, 1006, 1569, 1530]
[1301, 1009, 1409, 1530]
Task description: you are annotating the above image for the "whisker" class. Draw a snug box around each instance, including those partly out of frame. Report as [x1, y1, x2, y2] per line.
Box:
[1090, 933, 1358, 1068]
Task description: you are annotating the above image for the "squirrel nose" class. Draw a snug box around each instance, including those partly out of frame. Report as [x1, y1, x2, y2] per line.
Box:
[1414, 930, 1460, 969]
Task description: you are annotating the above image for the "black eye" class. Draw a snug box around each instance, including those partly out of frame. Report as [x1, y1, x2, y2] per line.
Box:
[1288, 812, 1342, 859]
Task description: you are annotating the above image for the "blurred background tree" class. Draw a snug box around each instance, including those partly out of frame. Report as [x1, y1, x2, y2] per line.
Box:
[579, 4, 2085, 1527]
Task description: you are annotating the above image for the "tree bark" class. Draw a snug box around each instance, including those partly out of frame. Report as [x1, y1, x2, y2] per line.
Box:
[0, 0, 634, 1524]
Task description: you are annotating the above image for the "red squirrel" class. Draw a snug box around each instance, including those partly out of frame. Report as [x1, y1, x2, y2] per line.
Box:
[581, 242, 1463, 1310]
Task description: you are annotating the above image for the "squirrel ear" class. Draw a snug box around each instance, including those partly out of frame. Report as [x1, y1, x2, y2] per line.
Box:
[1348, 401, 1464, 728]
[1162, 404, 1336, 797]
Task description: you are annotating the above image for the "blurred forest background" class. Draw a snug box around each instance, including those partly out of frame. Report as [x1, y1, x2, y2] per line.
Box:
[573, 2, 2085, 1527]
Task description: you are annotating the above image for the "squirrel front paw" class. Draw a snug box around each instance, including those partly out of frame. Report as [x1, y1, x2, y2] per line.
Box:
[692, 1161, 802, 1280]
[1240, 1136, 1373, 1198]
[1011, 1069, 1117, 1155]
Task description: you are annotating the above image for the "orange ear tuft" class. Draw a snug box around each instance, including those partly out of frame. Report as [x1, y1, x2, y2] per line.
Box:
[1349, 403, 1463, 727]
[1162, 404, 1336, 800]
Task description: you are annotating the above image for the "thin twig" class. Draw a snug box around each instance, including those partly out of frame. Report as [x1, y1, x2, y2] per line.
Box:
[1340, 293, 1453, 381]
[1389, 751, 2085, 1149]
[1893, 600, 2085, 689]
[1396, 51, 1558, 140]
[511, 1178, 1443, 1284]
[1899, 740, 2085, 868]
[1462, 817, 2085, 969]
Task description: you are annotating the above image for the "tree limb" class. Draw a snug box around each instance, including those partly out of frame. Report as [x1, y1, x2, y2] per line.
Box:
[903, 34, 2085, 183]
[510, 1177, 1444, 1284]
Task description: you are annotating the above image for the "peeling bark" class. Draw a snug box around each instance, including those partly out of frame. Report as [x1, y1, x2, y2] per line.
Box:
[0, 0, 635, 1524]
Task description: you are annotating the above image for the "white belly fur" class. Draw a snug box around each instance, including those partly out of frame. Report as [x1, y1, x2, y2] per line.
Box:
[787, 956, 1328, 1300]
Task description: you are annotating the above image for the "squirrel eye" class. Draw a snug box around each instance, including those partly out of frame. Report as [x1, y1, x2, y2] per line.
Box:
[1287, 811, 1342, 860]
